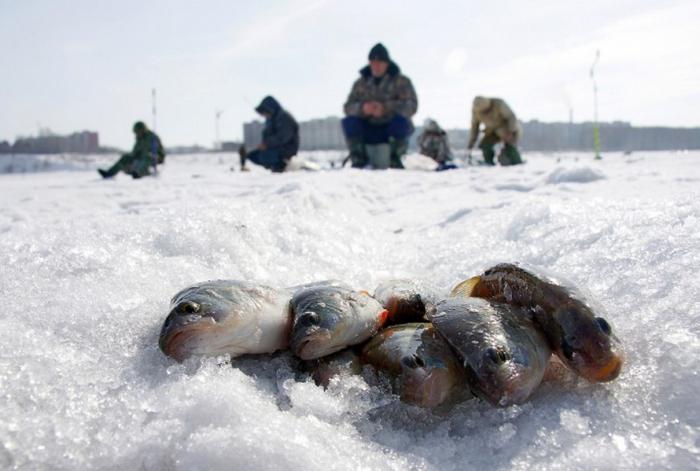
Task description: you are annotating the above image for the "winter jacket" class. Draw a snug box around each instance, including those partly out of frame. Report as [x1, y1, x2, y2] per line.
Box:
[468, 98, 522, 149]
[132, 130, 165, 164]
[255, 96, 299, 160]
[343, 61, 418, 125]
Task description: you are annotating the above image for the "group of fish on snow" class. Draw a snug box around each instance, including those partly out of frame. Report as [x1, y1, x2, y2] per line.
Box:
[159, 263, 624, 408]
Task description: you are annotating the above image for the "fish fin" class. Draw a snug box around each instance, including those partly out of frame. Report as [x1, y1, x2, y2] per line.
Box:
[450, 276, 481, 298]
[377, 309, 389, 328]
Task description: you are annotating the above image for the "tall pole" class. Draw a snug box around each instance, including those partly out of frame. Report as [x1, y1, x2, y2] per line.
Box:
[152, 88, 157, 131]
[215, 110, 223, 151]
[590, 50, 601, 160]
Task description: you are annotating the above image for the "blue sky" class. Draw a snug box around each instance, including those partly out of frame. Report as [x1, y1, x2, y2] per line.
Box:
[1, 0, 698, 148]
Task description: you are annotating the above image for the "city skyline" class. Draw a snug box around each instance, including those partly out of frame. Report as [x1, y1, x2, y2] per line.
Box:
[1, 0, 698, 148]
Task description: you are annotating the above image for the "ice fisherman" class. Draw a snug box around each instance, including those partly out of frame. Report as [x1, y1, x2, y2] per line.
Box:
[239, 96, 299, 173]
[467, 96, 523, 166]
[418, 119, 456, 171]
[98, 121, 165, 179]
[342, 43, 418, 169]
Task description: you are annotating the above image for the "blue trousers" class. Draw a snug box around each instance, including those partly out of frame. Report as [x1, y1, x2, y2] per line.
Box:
[341, 115, 413, 144]
[247, 148, 286, 172]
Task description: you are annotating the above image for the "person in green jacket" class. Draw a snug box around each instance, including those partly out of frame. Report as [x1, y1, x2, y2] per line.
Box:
[98, 121, 165, 179]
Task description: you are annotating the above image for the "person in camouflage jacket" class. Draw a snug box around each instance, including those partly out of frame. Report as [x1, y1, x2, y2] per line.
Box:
[98, 121, 165, 179]
[342, 43, 418, 169]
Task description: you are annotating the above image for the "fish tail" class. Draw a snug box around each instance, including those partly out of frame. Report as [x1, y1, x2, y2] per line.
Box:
[450, 276, 481, 298]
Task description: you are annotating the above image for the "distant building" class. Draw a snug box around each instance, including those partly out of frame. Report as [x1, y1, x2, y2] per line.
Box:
[243, 121, 264, 149]
[416, 120, 700, 153]
[220, 141, 242, 152]
[246, 117, 700, 153]
[299, 117, 345, 150]
[166, 144, 210, 155]
[8, 129, 99, 154]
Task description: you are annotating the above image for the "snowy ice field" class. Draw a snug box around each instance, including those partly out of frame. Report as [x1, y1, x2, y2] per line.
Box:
[1, 150, 699, 470]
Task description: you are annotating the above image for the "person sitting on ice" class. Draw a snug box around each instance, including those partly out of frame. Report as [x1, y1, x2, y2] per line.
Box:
[98, 121, 164, 179]
[342, 43, 418, 169]
[98, 121, 165, 179]
[239, 96, 299, 173]
[418, 119, 457, 171]
[467, 96, 523, 166]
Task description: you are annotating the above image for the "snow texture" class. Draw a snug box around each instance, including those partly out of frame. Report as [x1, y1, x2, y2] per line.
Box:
[1, 150, 699, 470]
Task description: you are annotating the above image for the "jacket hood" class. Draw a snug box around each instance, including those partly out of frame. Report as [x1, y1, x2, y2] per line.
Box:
[255, 96, 282, 115]
[359, 61, 400, 79]
[424, 119, 442, 132]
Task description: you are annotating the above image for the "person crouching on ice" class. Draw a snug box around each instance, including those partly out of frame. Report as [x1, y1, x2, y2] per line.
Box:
[418, 119, 457, 171]
[239, 96, 299, 173]
[98, 121, 165, 179]
[342, 43, 418, 169]
[467, 96, 523, 166]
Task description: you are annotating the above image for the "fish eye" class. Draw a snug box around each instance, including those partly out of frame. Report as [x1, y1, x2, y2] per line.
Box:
[401, 354, 426, 369]
[298, 311, 320, 325]
[561, 340, 574, 360]
[596, 317, 612, 335]
[485, 347, 510, 365]
[178, 301, 200, 314]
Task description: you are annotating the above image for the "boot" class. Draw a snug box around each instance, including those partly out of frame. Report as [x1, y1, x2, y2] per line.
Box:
[481, 145, 496, 166]
[344, 138, 367, 168]
[98, 156, 127, 178]
[390, 138, 408, 169]
[499, 143, 523, 166]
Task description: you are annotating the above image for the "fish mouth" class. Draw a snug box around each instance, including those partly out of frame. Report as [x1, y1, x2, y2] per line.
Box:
[159, 325, 215, 362]
[566, 345, 624, 383]
[588, 355, 623, 382]
[473, 366, 537, 407]
[402, 370, 455, 408]
[291, 329, 334, 360]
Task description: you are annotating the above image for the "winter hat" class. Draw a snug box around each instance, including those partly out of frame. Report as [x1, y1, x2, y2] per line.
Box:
[368, 43, 390, 62]
[133, 121, 147, 132]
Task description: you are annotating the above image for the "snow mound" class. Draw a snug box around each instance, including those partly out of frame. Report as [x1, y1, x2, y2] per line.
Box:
[545, 166, 606, 184]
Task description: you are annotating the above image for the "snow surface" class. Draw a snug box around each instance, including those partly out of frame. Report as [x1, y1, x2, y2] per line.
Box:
[1, 150, 699, 470]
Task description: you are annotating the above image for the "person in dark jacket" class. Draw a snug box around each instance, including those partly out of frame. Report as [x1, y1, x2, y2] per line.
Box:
[240, 96, 299, 173]
[342, 43, 418, 169]
[98, 121, 165, 179]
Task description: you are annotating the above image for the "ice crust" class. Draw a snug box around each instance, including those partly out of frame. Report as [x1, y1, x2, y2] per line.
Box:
[1, 151, 699, 470]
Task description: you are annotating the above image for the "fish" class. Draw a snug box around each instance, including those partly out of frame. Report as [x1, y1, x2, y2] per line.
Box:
[373, 279, 440, 325]
[305, 349, 363, 388]
[360, 322, 466, 407]
[451, 262, 624, 383]
[159, 280, 292, 362]
[290, 284, 388, 360]
[430, 297, 551, 406]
